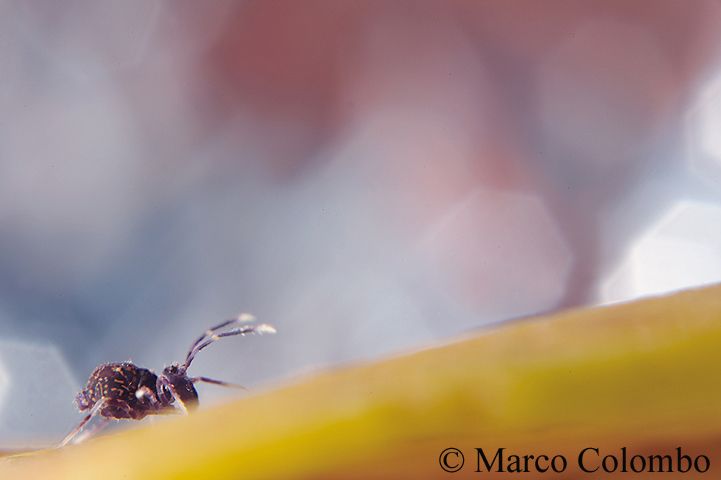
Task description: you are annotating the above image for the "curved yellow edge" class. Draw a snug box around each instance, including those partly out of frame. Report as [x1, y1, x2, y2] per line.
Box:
[2, 285, 721, 479]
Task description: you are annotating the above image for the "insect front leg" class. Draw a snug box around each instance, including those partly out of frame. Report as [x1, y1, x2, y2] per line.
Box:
[191, 376, 247, 390]
[157, 376, 193, 415]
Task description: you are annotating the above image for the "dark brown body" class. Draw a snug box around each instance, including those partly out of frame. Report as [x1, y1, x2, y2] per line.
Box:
[75, 362, 163, 420]
[61, 315, 275, 447]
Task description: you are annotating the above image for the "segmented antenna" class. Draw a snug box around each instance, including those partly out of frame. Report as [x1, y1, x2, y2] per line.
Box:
[183, 314, 276, 368]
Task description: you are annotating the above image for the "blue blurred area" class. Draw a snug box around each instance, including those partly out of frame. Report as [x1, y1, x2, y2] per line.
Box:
[2, 0, 721, 446]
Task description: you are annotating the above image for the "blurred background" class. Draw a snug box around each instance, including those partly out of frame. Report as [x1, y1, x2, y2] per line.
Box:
[2, 0, 721, 447]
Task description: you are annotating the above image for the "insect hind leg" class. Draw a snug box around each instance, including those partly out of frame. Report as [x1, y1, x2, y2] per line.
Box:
[58, 399, 105, 448]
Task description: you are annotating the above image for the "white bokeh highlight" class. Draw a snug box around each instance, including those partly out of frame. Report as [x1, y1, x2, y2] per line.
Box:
[0, 341, 79, 448]
[601, 200, 721, 304]
[0, 360, 7, 417]
[686, 75, 721, 185]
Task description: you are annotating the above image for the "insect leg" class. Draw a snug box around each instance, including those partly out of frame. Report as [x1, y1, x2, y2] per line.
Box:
[157, 376, 191, 415]
[168, 384, 189, 415]
[72, 417, 111, 445]
[58, 399, 105, 448]
[191, 376, 247, 390]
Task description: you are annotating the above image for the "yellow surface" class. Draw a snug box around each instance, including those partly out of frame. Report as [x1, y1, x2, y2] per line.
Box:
[2, 285, 721, 479]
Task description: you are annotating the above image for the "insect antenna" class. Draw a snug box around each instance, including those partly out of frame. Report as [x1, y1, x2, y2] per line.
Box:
[186, 313, 255, 357]
[183, 315, 276, 369]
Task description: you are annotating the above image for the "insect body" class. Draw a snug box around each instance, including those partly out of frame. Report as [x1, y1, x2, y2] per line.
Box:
[74, 362, 162, 420]
[60, 314, 275, 447]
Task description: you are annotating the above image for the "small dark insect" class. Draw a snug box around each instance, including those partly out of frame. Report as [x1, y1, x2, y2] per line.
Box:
[60, 314, 275, 447]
